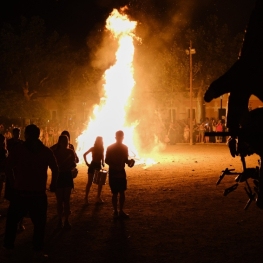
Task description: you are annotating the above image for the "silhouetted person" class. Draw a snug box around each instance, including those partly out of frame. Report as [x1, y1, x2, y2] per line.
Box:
[6, 128, 23, 153]
[0, 134, 7, 204]
[83, 136, 105, 205]
[2, 124, 58, 260]
[52, 135, 76, 229]
[105, 130, 135, 219]
[51, 130, 79, 164]
[5, 128, 25, 231]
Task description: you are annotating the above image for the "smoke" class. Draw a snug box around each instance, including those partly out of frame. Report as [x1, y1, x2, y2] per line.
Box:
[132, 0, 213, 42]
[127, 0, 204, 150]
[84, 0, 211, 152]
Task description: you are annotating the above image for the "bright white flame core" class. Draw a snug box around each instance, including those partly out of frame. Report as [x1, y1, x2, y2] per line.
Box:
[76, 8, 138, 162]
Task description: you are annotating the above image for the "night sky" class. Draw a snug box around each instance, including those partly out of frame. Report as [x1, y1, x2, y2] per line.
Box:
[0, 0, 256, 47]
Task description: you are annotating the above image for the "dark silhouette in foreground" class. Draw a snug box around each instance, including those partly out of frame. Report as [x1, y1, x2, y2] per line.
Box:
[2, 124, 58, 261]
[5, 128, 25, 232]
[204, 0, 263, 208]
[83, 136, 105, 205]
[105, 130, 135, 219]
[52, 135, 76, 230]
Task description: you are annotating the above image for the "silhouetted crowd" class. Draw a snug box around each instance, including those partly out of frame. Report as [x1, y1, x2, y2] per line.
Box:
[166, 118, 228, 145]
[0, 124, 135, 261]
[0, 124, 80, 149]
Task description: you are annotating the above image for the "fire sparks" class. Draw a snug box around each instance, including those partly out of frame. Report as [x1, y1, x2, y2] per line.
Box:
[76, 7, 138, 162]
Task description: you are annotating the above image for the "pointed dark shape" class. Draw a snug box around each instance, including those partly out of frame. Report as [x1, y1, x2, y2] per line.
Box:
[204, 0, 263, 132]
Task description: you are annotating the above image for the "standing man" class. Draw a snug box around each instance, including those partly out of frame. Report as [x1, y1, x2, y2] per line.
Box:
[6, 128, 23, 153]
[105, 130, 135, 219]
[2, 124, 58, 260]
[5, 127, 25, 231]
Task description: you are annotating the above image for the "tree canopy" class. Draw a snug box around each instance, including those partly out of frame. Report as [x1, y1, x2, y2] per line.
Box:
[0, 16, 101, 120]
[0, 11, 244, 125]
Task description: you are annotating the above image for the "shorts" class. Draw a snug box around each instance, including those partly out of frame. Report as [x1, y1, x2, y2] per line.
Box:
[108, 169, 127, 194]
[109, 177, 127, 194]
[88, 161, 101, 175]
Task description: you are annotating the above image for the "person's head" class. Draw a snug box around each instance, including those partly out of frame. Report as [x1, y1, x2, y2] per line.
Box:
[94, 136, 103, 148]
[115, 130, 124, 143]
[61, 130, 70, 141]
[12, 128, 21, 140]
[24, 124, 40, 140]
[57, 135, 69, 149]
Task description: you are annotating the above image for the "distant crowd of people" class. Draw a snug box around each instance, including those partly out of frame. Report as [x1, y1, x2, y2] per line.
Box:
[0, 124, 135, 261]
[166, 118, 228, 145]
[0, 124, 80, 149]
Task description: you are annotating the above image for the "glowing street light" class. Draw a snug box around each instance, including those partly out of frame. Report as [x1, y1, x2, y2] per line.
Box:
[186, 41, 196, 145]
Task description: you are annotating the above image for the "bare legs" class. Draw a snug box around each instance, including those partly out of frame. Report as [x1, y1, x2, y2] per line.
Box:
[96, 184, 103, 203]
[55, 187, 72, 229]
[85, 174, 93, 204]
[85, 174, 104, 204]
[112, 193, 118, 213]
[119, 191, 125, 212]
[112, 191, 128, 218]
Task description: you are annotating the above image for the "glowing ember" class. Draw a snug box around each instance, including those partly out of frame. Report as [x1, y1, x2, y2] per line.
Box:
[76, 7, 139, 163]
[136, 157, 158, 170]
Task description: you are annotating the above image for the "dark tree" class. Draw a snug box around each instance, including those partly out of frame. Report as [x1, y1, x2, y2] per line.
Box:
[184, 15, 243, 121]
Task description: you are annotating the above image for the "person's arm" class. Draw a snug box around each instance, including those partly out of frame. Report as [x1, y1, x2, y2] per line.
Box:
[48, 150, 59, 192]
[67, 151, 77, 170]
[102, 151, 105, 167]
[83, 147, 92, 167]
[70, 144, 79, 163]
[105, 147, 110, 166]
[71, 152, 77, 168]
[75, 152, 79, 163]
[124, 146, 129, 165]
[124, 146, 135, 167]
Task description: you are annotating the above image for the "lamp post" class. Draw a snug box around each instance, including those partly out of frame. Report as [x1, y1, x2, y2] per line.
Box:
[186, 41, 196, 145]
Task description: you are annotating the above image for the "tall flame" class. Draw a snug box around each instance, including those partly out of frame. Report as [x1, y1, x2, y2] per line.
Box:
[76, 7, 138, 162]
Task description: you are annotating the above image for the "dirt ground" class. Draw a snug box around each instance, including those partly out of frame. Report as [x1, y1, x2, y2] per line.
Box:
[0, 143, 263, 263]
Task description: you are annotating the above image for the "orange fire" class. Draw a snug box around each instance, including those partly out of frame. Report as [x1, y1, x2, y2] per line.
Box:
[76, 7, 157, 168]
[76, 7, 138, 161]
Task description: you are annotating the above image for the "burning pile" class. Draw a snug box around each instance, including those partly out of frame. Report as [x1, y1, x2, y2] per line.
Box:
[76, 7, 139, 162]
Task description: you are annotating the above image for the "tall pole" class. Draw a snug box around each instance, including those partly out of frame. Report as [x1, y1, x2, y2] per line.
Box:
[189, 40, 193, 145]
[186, 41, 196, 145]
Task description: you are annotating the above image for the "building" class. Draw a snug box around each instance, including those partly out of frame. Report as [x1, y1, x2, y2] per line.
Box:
[167, 94, 263, 123]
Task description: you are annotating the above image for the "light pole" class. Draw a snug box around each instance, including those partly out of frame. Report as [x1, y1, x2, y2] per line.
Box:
[186, 41, 196, 145]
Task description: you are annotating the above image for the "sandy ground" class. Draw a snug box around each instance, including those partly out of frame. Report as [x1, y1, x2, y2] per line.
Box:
[0, 143, 263, 263]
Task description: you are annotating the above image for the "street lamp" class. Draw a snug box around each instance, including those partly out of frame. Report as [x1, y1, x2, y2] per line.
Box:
[186, 40, 196, 145]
